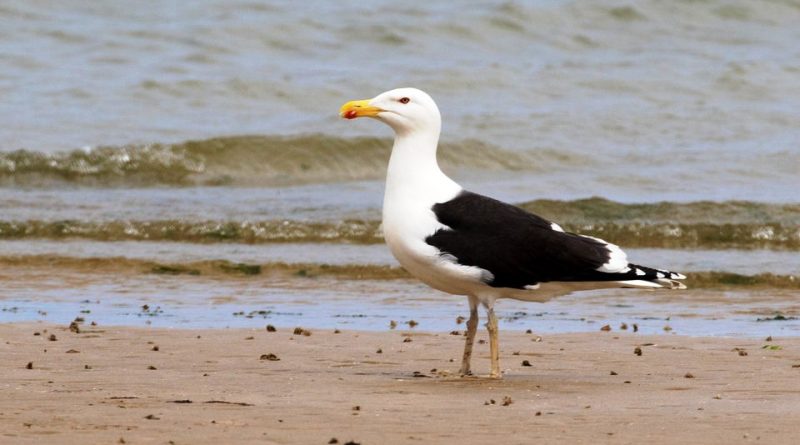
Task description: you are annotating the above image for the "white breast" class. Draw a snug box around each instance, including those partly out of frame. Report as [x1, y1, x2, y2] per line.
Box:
[383, 204, 490, 295]
[381, 134, 490, 296]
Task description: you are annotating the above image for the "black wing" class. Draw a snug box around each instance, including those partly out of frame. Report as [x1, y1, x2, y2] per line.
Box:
[426, 191, 657, 289]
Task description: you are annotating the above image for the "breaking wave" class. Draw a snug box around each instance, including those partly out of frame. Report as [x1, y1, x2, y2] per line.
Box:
[1, 200, 798, 250]
[0, 135, 540, 187]
[2, 255, 797, 289]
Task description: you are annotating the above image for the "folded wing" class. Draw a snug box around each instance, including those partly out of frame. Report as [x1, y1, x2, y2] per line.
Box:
[426, 191, 685, 290]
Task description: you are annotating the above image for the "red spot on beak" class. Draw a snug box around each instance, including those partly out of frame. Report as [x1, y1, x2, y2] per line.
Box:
[344, 110, 358, 119]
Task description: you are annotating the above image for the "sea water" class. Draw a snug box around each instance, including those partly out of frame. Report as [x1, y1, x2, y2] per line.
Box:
[1, 0, 798, 334]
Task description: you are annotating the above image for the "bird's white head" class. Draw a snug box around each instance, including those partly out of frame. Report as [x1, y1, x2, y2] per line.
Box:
[340, 88, 441, 137]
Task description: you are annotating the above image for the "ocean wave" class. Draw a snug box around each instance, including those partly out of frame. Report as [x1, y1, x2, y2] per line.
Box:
[0, 219, 382, 243]
[1, 216, 798, 250]
[0, 135, 539, 187]
[2, 255, 796, 289]
[520, 197, 800, 225]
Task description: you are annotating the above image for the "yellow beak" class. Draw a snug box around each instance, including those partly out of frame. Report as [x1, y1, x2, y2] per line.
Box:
[340, 99, 383, 119]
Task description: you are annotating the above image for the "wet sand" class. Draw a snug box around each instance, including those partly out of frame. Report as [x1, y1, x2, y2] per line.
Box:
[2, 322, 800, 444]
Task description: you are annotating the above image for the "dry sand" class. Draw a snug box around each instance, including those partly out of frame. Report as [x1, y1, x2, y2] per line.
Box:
[2, 322, 800, 444]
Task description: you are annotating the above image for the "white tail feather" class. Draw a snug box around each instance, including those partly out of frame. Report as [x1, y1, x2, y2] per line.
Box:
[618, 280, 663, 289]
[618, 279, 686, 290]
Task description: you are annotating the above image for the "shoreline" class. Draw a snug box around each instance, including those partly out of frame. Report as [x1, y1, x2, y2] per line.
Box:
[2, 258, 799, 337]
[3, 322, 800, 444]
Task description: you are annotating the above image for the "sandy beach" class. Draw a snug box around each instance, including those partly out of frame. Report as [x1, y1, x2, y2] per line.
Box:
[3, 322, 800, 444]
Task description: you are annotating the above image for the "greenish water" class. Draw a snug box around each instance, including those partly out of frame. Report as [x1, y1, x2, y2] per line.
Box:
[2, 196, 797, 249]
[1, 0, 798, 334]
[0, 136, 533, 187]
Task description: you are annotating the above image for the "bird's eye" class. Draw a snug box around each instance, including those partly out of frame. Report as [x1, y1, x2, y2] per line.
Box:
[399, 97, 410, 104]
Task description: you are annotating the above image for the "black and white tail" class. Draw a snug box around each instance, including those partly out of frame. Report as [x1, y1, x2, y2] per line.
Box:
[618, 263, 687, 290]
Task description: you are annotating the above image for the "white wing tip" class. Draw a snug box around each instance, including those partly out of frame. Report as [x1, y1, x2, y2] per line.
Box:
[619, 279, 688, 290]
[618, 280, 662, 288]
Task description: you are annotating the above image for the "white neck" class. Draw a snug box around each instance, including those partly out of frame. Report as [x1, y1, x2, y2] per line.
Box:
[383, 130, 461, 218]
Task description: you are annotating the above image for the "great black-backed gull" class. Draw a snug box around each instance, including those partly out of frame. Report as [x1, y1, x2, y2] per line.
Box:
[340, 88, 686, 378]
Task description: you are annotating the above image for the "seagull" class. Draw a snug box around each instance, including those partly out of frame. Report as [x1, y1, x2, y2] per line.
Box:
[340, 88, 686, 378]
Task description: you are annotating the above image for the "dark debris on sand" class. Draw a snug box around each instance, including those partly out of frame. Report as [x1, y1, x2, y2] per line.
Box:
[757, 314, 798, 322]
[293, 327, 311, 336]
[204, 400, 254, 406]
